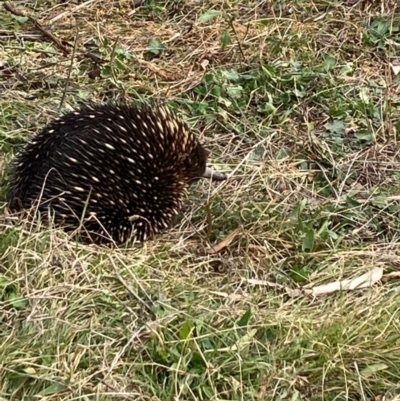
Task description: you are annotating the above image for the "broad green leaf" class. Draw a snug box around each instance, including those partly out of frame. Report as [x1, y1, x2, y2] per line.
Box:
[323, 54, 336, 71]
[236, 308, 252, 328]
[148, 38, 165, 55]
[220, 31, 232, 49]
[221, 69, 240, 81]
[13, 15, 29, 24]
[199, 9, 221, 23]
[179, 320, 193, 340]
[325, 120, 345, 134]
[226, 85, 243, 98]
[355, 129, 374, 142]
[39, 383, 67, 396]
[302, 228, 315, 252]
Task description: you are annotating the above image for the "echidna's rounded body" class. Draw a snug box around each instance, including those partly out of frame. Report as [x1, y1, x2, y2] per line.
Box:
[7, 103, 208, 245]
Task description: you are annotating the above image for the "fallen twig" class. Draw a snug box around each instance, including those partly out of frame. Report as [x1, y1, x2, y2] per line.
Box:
[3, 2, 70, 55]
[59, 29, 80, 112]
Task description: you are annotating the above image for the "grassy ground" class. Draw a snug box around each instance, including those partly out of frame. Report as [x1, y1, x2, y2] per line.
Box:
[1, 0, 400, 400]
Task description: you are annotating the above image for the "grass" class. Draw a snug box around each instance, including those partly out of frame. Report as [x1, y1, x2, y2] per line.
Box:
[1, 0, 400, 399]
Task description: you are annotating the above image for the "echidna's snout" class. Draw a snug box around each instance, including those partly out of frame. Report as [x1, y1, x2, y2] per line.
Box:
[202, 167, 227, 182]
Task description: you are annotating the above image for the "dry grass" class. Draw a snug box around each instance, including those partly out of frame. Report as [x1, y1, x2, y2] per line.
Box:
[1, 0, 400, 400]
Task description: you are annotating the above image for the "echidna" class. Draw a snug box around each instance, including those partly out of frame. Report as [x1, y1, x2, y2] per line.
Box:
[7, 103, 225, 245]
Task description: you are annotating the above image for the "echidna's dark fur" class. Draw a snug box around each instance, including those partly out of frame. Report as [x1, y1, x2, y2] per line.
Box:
[7, 103, 209, 245]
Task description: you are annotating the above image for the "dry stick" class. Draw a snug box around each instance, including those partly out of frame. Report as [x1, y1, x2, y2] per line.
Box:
[106, 272, 155, 317]
[59, 28, 79, 112]
[3, 2, 106, 65]
[227, 16, 247, 64]
[47, 0, 146, 24]
[0, 32, 41, 40]
[109, 35, 121, 88]
[3, 2, 70, 55]
[97, 380, 136, 401]
[105, 254, 155, 316]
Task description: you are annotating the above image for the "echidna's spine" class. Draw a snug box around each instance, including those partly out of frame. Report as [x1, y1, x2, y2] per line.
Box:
[7, 102, 209, 245]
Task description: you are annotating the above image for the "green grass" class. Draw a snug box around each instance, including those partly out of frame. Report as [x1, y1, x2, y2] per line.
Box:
[1, 0, 400, 400]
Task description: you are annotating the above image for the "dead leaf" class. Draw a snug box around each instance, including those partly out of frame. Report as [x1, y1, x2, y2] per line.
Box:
[205, 227, 241, 254]
[200, 59, 209, 70]
[304, 267, 383, 297]
[361, 363, 388, 378]
[209, 291, 245, 301]
[247, 279, 284, 289]
[385, 271, 400, 279]
[391, 63, 400, 75]
[285, 288, 303, 297]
